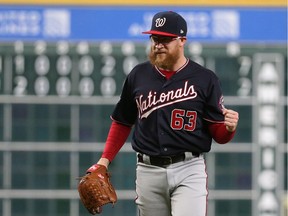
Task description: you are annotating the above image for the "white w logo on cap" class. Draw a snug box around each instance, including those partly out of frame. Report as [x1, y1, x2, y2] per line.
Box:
[155, 18, 166, 27]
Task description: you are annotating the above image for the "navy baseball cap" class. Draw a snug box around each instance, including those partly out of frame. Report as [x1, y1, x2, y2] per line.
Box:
[142, 11, 187, 37]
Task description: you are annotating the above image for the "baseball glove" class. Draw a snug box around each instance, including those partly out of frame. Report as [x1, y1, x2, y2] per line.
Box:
[78, 164, 117, 214]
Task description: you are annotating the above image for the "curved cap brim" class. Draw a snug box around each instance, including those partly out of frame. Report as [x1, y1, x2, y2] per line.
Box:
[142, 30, 178, 37]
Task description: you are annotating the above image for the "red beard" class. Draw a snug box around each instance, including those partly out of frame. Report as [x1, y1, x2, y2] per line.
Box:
[149, 48, 180, 70]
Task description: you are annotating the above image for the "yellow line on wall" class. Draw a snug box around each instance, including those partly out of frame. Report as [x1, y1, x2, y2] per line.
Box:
[0, 0, 286, 7]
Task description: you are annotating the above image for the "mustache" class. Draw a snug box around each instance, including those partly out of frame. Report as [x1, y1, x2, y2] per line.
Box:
[154, 51, 165, 54]
[152, 49, 166, 55]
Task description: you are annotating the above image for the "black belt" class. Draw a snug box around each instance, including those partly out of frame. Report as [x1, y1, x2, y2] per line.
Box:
[137, 152, 200, 167]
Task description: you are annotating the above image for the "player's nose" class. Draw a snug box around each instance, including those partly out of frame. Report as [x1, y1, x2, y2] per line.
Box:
[155, 43, 165, 49]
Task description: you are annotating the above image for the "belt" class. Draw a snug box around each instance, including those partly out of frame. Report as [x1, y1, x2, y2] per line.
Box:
[137, 152, 201, 167]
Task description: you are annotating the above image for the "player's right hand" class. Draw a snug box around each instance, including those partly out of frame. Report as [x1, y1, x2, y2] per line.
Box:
[96, 158, 110, 169]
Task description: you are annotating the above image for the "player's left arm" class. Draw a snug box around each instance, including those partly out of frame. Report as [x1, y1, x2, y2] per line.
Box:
[204, 74, 239, 144]
[208, 108, 239, 144]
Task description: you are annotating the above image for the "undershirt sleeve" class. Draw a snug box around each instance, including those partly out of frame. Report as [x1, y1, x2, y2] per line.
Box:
[208, 123, 236, 144]
[101, 121, 132, 162]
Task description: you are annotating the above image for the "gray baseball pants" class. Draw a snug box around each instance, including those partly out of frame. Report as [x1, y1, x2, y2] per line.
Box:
[135, 154, 208, 216]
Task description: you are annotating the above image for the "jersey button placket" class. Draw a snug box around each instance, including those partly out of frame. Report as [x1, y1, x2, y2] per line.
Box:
[157, 109, 166, 154]
[158, 111, 165, 136]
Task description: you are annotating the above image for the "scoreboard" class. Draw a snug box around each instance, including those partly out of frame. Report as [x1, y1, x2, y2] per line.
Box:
[0, 5, 287, 216]
[1, 41, 145, 98]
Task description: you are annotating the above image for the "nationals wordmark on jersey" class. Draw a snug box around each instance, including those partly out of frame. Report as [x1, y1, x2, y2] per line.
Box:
[136, 81, 198, 119]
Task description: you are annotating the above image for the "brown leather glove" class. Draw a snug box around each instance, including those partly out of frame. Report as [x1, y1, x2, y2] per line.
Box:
[78, 164, 117, 214]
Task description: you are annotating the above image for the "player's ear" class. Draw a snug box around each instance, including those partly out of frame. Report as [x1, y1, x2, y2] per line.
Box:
[179, 37, 187, 47]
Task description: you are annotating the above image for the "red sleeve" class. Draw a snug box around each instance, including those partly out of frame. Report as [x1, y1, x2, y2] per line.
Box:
[101, 121, 132, 162]
[208, 123, 236, 144]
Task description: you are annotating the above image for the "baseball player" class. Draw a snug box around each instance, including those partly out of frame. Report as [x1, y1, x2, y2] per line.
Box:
[89, 11, 239, 216]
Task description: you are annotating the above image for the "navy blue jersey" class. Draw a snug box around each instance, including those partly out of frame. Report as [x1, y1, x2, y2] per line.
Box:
[112, 59, 225, 156]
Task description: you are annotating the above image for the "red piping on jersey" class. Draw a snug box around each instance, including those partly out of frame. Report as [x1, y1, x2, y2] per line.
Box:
[204, 158, 208, 216]
[203, 117, 224, 124]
